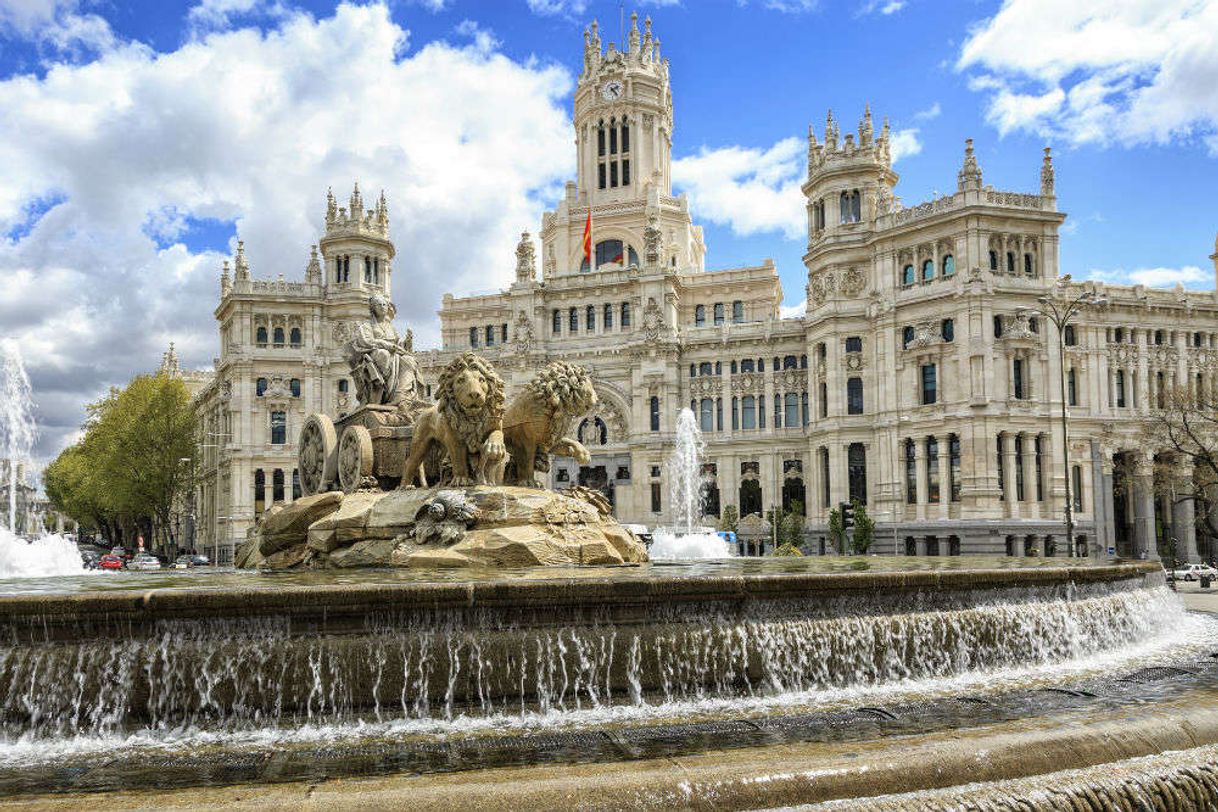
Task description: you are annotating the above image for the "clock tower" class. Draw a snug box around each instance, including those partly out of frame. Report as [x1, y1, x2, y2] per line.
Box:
[574, 13, 673, 207]
[538, 13, 702, 278]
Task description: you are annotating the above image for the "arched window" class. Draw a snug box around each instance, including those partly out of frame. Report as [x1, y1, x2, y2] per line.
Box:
[847, 377, 863, 414]
[1006, 252, 1016, 274]
[695, 304, 706, 326]
[621, 302, 631, 327]
[552, 309, 562, 335]
[732, 300, 744, 323]
[1116, 369, 1127, 407]
[1154, 329, 1164, 345]
[485, 325, 495, 346]
[337, 379, 348, 394]
[713, 303, 724, 325]
[741, 395, 757, 429]
[603, 303, 613, 328]
[364, 256, 372, 283]
[942, 318, 955, 342]
[839, 191, 850, 224]
[256, 377, 268, 396]
[1064, 325, 1076, 345]
[273, 327, 285, 346]
[689, 364, 696, 378]
[580, 239, 637, 271]
[569, 307, 578, 332]
[902, 326, 915, 348]
[783, 355, 798, 369]
[850, 190, 861, 223]
[758, 358, 765, 372]
[800, 354, 807, 368]
[942, 254, 955, 276]
[741, 359, 754, 373]
[785, 392, 799, 427]
[715, 361, 722, 375]
[730, 360, 738, 374]
[289, 327, 301, 347]
[586, 305, 595, 332]
[469, 327, 479, 347]
[1024, 253, 1034, 275]
[272, 468, 285, 503]
[700, 398, 714, 432]
[372, 258, 380, 284]
[921, 259, 934, 282]
[699, 362, 713, 376]
[993, 315, 1004, 338]
[256, 326, 268, 346]
[989, 251, 998, 271]
[289, 378, 301, 397]
[649, 396, 660, 431]
[905, 440, 917, 503]
[902, 264, 915, 286]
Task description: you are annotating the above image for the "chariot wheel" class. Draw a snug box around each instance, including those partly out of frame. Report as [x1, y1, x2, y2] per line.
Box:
[338, 424, 374, 493]
[298, 414, 337, 496]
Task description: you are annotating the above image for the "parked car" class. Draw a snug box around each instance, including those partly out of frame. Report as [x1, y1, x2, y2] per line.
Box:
[1171, 563, 1218, 581]
[80, 550, 101, 570]
[128, 553, 162, 571]
[172, 555, 192, 569]
[188, 554, 211, 567]
[98, 554, 124, 571]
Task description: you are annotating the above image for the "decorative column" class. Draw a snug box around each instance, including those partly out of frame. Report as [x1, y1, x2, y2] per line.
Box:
[914, 438, 928, 521]
[1132, 453, 1159, 560]
[1002, 432, 1019, 519]
[1173, 463, 1199, 564]
[937, 436, 950, 520]
[1021, 432, 1037, 518]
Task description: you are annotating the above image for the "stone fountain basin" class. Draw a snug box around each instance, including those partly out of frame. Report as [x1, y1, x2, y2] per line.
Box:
[244, 485, 649, 570]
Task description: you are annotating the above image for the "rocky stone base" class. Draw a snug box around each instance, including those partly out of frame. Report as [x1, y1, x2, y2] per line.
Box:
[237, 486, 648, 570]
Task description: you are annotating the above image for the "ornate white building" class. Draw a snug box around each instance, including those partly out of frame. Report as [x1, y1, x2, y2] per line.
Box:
[193, 15, 1218, 563]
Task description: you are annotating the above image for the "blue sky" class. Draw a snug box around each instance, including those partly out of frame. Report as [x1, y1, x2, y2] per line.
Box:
[2, 0, 1218, 461]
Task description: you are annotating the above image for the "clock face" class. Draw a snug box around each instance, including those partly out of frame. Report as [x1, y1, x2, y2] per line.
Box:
[601, 80, 623, 101]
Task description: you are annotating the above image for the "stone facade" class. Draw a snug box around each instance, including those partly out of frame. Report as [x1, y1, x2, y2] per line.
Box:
[193, 16, 1218, 562]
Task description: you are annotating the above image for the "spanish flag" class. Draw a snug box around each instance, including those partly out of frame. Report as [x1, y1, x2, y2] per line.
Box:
[582, 208, 592, 267]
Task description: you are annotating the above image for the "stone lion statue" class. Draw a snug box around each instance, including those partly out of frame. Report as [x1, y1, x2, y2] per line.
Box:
[501, 361, 597, 488]
[400, 352, 507, 488]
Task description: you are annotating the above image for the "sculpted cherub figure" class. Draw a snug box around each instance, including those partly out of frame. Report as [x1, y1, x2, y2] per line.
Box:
[399, 353, 507, 487]
[501, 361, 598, 487]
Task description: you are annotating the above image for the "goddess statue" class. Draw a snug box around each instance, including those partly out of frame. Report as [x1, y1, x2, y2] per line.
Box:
[344, 294, 424, 411]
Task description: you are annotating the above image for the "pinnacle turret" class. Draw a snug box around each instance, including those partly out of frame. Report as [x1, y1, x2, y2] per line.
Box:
[234, 240, 249, 279]
[957, 138, 983, 191]
[1040, 146, 1055, 197]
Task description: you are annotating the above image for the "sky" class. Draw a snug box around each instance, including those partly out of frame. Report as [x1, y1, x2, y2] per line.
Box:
[2, 0, 1218, 470]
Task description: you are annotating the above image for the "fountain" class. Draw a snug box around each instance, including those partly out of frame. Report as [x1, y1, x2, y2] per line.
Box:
[0, 341, 36, 534]
[649, 407, 732, 559]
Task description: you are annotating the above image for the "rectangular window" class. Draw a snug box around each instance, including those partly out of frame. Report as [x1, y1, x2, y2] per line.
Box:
[1012, 358, 1025, 399]
[921, 364, 937, 405]
[621, 302, 631, 327]
[847, 377, 863, 415]
[848, 443, 867, 504]
[1035, 437, 1044, 501]
[742, 396, 757, 430]
[270, 411, 286, 445]
[501, 323, 508, 343]
[927, 437, 940, 503]
[650, 482, 661, 513]
[1072, 465, 1083, 513]
[622, 159, 630, 186]
[610, 162, 618, 187]
[949, 434, 961, 502]
[1116, 370, 1126, 407]
[569, 307, 578, 332]
[1068, 368, 1077, 406]
[821, 447, 831, 509]
[598, 163, 606, 189]
[621, 124, 629, 152]
[649, 396, 660, 431]
[603, 304, 613, 329]
[905, 441, 917, 504]
[1014, 435, 1025, 501]
[731, 397, 739, 430]
[784, 393, 799, 428]
[819, 381, 828, 418]
[713, 303, 724, 325]
[759, 395, 766, 429]
[552, 310, 561, 335]
[485, 325, 494, 346]
[609, 127, 617, 154]
[597, 127, 605, 156]
[586, 305, 595, 332]
[469, 327, 479, 347]
[845, 336, 863, 353]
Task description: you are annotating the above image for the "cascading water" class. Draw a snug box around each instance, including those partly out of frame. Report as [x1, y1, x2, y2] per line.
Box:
[0, 341, 36, 535]
[649, 408, 732, 559]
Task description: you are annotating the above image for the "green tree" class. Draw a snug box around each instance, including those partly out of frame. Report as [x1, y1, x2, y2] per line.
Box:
[850, 499, 875, 554]
[45, 372, 196, 552]
[827, 505, 845, 554]
[718, 504, 739, 534]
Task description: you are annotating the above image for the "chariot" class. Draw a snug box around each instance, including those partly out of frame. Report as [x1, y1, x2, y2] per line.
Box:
[297, 405, 417, 495]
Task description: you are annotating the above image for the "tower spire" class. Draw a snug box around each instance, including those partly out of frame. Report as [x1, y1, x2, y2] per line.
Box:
[957, 138, 983, 191]
[1040, 146, 1055, 197]
[234, 240, 249, 279]
[860, 104, 873, 146]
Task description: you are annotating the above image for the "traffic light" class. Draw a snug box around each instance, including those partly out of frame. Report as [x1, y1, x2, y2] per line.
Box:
[840, 501, 854, 530]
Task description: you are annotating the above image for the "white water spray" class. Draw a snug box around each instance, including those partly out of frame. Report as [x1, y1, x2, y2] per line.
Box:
[0, 527, 85, 578]
[649, 408, 731, 559]
[0, 341, 36, 534]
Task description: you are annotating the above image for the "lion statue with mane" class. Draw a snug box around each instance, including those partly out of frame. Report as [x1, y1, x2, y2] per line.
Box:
[501, 361, 598, 488]
[400, 352, 507, 488]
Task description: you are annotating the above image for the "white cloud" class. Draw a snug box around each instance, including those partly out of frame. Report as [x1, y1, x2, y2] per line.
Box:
[1089, 265, 1210, 288]
[765, 0, 819, 11]
[186, 0, 291, 34]
[780, 299, 806, 319]
[0, 2, 574, 461]
[526, 0, 678, 16]
[859, 0, 905, 14]
[913, 101, 940, 120]
[672, 138, 805, 240]
[0, 0, 114, 52]
[958, 0, 1218, 153]
[454, 19, 499, 52]
[888, 128, 922, 163]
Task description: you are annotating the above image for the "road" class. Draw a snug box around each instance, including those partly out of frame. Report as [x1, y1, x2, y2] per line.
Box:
[1175, 580, 1218, 614]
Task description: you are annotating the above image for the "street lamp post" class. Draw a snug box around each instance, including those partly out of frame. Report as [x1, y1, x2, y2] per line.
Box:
[1025, 276, 1107, 558]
